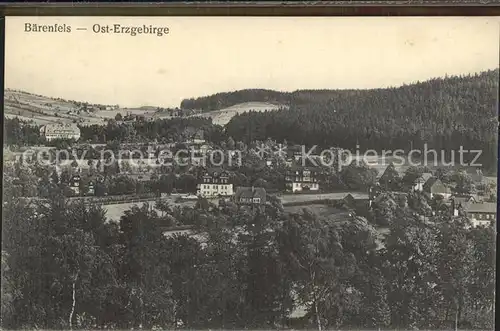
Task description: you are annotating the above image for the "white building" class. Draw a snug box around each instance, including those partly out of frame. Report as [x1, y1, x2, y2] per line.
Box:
[40, 123, 81, 141]
[196, 169, 234, 197]
[463, 202, 496, 228]
[285, 167, 320, 192]
[69, 174, 81, 196]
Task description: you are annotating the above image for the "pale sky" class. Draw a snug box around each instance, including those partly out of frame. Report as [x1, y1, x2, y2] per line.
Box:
[5, 16, 500, 108]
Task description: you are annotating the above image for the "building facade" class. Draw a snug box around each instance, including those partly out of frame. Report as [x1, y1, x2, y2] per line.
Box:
[69, 174, 81, 196]
[197, 169, 234, 197]
[423, 177, 452, 199]
[285, 167, 320, 192]
[40, 123, 81, 141]
[234, 186, 267, 208]
[463, 202, 496, 227]
[449, 195, 477, 216]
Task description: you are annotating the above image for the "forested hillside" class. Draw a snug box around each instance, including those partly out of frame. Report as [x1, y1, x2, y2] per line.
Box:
[180, 89, 290, 111]
[220, 70, 498, 171]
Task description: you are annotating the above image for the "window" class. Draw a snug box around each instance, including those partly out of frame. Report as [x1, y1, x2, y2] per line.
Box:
[253, 198, 261, 203]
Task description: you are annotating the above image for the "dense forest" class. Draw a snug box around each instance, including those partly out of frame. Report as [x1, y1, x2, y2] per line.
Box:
[78, 117, 226, 144]
[4, 118, 45, 146]
[3, 117, 227, 147]
[218, 70, 499, 171]
[1, 183, 495, 330]
[180, 89, 290, 111]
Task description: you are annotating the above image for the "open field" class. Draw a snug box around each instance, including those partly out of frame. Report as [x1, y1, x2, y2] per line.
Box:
[93, 108, 157, 119]
[5, 89, 107, 125]
[5, 90, 287, 127]
[4, 113, 58, 125]
[189, 102, 287, 126]
[284, 204, 348, 217]
[103, 198, 197, 222]
[280, 192, 369, 205]
[5, 90, 286, 127]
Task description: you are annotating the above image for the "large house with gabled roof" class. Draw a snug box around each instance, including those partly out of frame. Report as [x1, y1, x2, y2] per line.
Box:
[196, 168, 233, 197]
[285, 166, 321, 192]
[463, 201, 496, 227]
[423, 177, 452, 199]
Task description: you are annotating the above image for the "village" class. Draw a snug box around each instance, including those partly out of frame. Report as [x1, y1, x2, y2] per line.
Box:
[9, 74, 500, 331]
[4, 121, 497, 231]
[5, 14, 500, 330]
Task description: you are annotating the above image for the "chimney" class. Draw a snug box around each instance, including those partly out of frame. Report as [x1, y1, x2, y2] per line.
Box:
[252, 186, 255, 193]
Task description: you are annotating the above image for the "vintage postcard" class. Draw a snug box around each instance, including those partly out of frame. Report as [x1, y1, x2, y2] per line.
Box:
[2, 16, 498, 330]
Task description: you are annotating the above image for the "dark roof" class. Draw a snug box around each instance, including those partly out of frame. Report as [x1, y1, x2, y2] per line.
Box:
[204, 167, 228, 177]
[234, 186, 267, 203]
[342, 194, 357, 206]
[379, 163, 401, 178]
[416, 172, 433, 183]
[450, 195, 476, 207]
[288, 165, 323, 173]
[422, 177, 439, 191]
[287, 145, 303, 153]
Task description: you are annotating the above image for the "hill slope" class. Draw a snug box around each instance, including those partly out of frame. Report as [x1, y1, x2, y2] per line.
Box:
[189, 102, 287, 126]
[181, 89, 289, 112]
[4, 90, 112, 125]
[222, 70, 499, 171]
[4, 89, 160, 125]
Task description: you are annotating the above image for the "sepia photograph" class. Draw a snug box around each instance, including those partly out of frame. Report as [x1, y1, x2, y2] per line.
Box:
[2, 16, 498, 330]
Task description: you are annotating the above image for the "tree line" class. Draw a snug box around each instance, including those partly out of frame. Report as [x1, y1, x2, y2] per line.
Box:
[4, 117, 226, 148]
[182, 70, 498, 171]
[1, 182, 495, 330]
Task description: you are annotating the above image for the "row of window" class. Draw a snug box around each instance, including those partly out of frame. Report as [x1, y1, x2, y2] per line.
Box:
[45, 134, 80, 138]
[285, 177, 318, 182]
[470, 213, 496, 220]
[287, 171, 317, 176]
[200, 184, 232, 190]
[240, 198, 261, 203]
[292, 183, 319, 188]
[203, 178, 229, 184]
